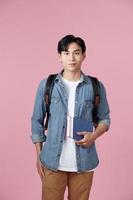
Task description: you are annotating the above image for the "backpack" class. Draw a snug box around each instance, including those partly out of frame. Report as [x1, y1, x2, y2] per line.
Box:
[44, 74, 100, 130]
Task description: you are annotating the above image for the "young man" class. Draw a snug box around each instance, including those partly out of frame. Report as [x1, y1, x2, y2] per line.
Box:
[31, 35, 110, 200]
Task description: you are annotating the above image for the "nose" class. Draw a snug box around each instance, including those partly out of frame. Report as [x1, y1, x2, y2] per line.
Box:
[69, 53, 75, 61]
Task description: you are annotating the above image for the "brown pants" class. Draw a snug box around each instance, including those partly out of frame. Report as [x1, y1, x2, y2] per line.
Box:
[42, 166, 94, 200]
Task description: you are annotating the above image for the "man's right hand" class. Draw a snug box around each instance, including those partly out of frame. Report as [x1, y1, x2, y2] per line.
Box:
[36, 155, 45, 182]
[35, 142, 44, 181]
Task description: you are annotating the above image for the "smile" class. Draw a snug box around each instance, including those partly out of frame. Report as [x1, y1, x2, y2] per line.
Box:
[68, 63, 76, 65]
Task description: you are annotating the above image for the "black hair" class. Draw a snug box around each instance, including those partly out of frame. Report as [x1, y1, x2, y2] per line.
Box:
[57, 34, 86, 54]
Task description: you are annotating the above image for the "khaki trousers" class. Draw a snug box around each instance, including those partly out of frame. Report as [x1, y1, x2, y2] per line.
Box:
[42, 166, 94, 200]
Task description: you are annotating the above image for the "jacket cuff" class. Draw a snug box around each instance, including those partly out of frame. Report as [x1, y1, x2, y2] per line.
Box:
[98, 119, 111, 130]
[31, 134, 46, 143]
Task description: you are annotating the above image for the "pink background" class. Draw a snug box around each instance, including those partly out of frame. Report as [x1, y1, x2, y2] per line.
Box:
[0, 0, 133, 199]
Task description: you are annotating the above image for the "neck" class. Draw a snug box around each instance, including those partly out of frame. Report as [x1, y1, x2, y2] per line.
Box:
[62, 70, 81, 82]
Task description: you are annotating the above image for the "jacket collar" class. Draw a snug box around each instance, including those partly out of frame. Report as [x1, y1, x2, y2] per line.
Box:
[55, 70, 91, 84]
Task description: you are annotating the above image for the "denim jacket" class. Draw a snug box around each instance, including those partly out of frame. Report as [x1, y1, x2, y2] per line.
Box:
[31, 71, 110, 172]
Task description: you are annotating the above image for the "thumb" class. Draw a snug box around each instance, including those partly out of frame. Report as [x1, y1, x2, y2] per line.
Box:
[77, 131, 86, 135]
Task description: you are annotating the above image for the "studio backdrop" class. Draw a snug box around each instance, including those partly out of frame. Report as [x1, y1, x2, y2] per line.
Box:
[0, 0, 133, 200]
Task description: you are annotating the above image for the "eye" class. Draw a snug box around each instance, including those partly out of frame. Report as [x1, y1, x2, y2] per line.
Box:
[64, 51, 69, 55]
[75, 51, 80, 55]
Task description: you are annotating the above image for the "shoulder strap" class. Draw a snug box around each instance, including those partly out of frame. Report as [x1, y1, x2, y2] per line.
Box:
[44, 74, 58, 130]
[44, 74, 100, 130]
[88, 75, 100, 126]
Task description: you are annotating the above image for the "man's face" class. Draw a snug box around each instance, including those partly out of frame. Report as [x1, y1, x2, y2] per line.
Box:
[58, 42, 86, 72]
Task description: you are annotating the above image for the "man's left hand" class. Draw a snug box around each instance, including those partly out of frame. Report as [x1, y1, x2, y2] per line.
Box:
[75, 132, 96, 147]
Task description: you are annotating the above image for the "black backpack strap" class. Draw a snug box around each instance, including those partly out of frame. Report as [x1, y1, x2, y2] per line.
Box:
[44, 74, 58, 130]
[88, 76, 100, 126]
[44, 74, 100, 130]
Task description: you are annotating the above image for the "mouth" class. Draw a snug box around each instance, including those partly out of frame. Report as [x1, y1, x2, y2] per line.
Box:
[68, 63, 76, 65]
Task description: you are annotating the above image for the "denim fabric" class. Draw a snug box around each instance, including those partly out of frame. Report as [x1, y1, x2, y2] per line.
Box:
[31, 72, 110, 172]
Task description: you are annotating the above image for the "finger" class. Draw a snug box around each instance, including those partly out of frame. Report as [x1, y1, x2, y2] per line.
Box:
[75, 140, 85, 145]
[40, 166, 45, 176]
[75, 138, 90, 146]
[39, 172, 43, 181]
[39, 168, 45, 182]
[77, 142, 88, 147]
[37, 163, 45, 179]
[80, 142, 89, 147]
[77, 131, 86, 135]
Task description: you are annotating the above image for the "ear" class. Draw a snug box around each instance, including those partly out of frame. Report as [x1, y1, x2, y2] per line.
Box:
[82, 53, 86, 61]
[58, 53, 62, 62]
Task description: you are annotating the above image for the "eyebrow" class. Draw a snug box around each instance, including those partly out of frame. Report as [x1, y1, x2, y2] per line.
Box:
[65, 49, 81, 52]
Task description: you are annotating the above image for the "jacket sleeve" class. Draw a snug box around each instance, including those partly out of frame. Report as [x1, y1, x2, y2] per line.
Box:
[96, 81, 111, 129]
[31, 79, 47, 143]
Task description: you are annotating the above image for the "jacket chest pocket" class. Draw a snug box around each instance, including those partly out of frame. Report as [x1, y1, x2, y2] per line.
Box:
[50, 96, 61, 113]
[81, 100, 93, 121]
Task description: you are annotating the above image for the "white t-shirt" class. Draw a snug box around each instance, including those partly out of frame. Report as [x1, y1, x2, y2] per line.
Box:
[58, 77, 80, 171]
[58, 75, 96, 172]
